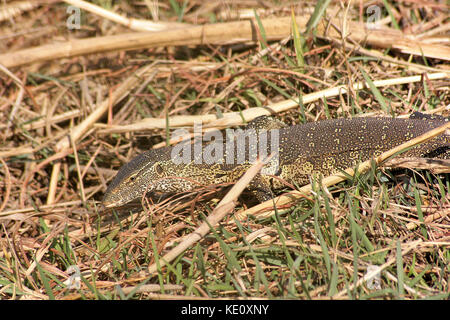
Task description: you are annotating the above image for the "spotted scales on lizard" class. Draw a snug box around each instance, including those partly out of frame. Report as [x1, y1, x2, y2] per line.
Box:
[103, 112, 449, 208]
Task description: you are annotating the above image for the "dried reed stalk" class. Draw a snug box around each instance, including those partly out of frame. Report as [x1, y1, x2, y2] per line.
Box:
[147, 157, 269, 274]
[383, 157, 450, 174]
[98, 72, 449, 134]
[63, 0, 188, 31]
[2, 15, 449, 68]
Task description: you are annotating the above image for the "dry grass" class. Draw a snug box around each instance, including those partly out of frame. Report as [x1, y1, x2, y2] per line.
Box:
[0, 0, 449, 300]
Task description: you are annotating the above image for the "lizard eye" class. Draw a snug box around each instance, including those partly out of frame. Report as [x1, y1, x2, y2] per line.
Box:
[154, 163, 164, 175]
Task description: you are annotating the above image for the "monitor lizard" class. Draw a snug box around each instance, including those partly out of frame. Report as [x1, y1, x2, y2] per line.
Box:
[102, 112, 449, 208]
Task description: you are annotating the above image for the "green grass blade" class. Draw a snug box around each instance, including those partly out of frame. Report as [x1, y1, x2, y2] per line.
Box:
[35, 261, 55, 300]
[348, 194, 359, 297]
[306, 0, 332, 34]
[169, 0, 180, 17]
[313, 195, 331, 279]
[323, 190, 337, 245]
[291, 9, 305, 69]
[382, 0, 400, 30]
[327, 261, 339, 297]
[149, 228, 166, 294]
[253, 9, 267, 50]
[235, 219, 273, 298]
[359, 66, 388, 112]
[413, 181, 428, 239]
[396, 240, 405, 297]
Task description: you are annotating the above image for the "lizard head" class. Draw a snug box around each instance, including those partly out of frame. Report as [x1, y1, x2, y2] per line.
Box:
[102, 147, 175, 208]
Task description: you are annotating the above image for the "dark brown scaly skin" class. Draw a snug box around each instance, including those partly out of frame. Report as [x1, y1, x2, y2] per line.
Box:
[103, 113, 449, 208]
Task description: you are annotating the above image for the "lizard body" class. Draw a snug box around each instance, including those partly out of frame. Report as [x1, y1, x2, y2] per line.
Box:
[103, 113, 449, 208]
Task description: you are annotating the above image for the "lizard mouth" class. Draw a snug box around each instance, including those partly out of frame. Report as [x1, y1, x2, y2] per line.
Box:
[102, 193, 127, 208]
[102, 198, 118, 208]
[103, 200, 118, 208]
[102, 188, 149, 208]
